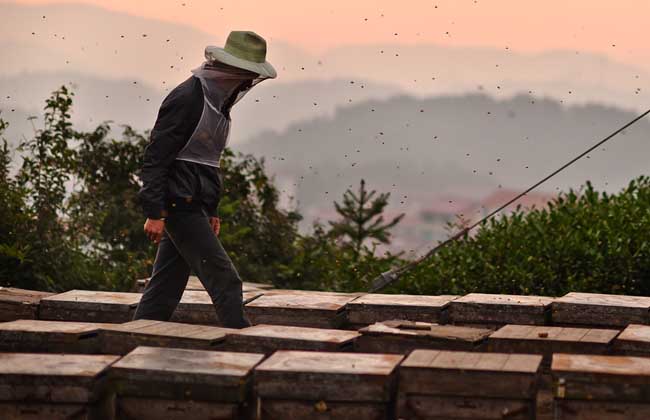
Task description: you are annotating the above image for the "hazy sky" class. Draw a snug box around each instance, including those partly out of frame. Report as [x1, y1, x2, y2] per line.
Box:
[15, 0, 650, 65]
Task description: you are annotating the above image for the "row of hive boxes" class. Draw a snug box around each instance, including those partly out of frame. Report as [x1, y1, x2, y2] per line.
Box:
[4, 286, 650, 329]
[2, 345, 649, 420]
[2, 318, 650, 365]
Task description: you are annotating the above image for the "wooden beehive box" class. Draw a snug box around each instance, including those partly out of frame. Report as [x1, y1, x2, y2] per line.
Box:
[170, 289, 263, 325]
[449, 293, 554, 327]
[397, 350, 542, 420]
[39, 290, 142, 323]
[552, 353, 650, 419]
[355, 320, 492, 354]
[0, 287, 54, 322]
[224, 324, 359, 354]
[0, 320, 109, 354]
[552, 292, 650, 328]
[613, 324, 650, 356]
[488, 324, 619, 368]
[99, 319, 233, 355]
[110, 346, 264, 419]
[255, 350, 404, 420]
[245, 290, 362, 328]
[0, 353, 119, 420]
[346, 294, 457, 327]
[136, 276, 273, 293]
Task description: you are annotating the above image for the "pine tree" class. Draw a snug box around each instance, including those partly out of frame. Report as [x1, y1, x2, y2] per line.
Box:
[329, 179, 404, 260]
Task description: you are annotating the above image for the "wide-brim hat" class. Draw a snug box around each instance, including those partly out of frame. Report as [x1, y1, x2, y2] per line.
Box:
[205, 31, 277, 79]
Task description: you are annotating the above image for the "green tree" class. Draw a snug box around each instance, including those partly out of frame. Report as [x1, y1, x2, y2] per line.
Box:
[329, 179, 404, 260]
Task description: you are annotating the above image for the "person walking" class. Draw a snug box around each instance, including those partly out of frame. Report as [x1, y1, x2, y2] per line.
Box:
[134, 31, 276, 328]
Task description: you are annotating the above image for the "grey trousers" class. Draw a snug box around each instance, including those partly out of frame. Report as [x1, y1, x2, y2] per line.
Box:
[133, 208, 251, 328]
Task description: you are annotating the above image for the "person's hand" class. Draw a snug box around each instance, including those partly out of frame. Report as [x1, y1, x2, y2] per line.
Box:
[210, 217, 221, 236]
[144, 218, 165, 243]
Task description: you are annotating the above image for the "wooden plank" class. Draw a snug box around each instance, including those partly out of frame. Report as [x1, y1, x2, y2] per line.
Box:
[449, 293, 553, 326]
[488, 324, 619, 366]
[99, 320, 232, 355]
[613, 324, 650, 355]
[0, 287, 54, 321]
[552, 292, 650, 327]
[400, 350, 541, 399]
[552, 353, 650, 402]
[40, 290, 142, 323]
[397, 394, 533, 419]
[0, 320, 110, 353]
[346, 294, 457, 325]
[245, 290, 362, 328]
[224, 324, 359, 354]
[355, 321, 492, 354]
[0, 402, 113, 420]
[170, 290, 262, 325]
[136, 275, 273, 293]
[110, 346, 264, 402]
[0, 353, 119, 403]
[554, 400, 650, 420]
[255, 350, 403, 402]
[116, 397, 242, 420]
[259, 399, 388, 420]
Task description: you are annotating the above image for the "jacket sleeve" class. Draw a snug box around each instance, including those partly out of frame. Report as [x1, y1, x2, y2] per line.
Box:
[137, 85, 193, 219]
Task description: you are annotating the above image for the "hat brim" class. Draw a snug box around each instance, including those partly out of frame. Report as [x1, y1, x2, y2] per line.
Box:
[205, 46, 277, 79]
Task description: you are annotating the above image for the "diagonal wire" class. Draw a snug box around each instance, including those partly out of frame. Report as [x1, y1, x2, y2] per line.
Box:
[369, 108, 650, 293]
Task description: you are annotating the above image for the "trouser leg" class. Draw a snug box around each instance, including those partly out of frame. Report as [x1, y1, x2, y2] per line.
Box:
[164, 210, 251, 329]
[133, 230, 190, 321]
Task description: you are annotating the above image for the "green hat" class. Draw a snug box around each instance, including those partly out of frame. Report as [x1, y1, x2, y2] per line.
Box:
[205, 31, 277, 79]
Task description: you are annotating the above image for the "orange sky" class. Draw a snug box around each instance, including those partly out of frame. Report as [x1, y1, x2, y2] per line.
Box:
[14, 0, 650, 65]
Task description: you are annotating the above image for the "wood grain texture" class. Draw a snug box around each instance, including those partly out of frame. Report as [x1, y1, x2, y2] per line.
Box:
[224, 324, 359, 354]
[39, 290, 142, 323]
[0, 287, 54, 322]
[99, 320, 232, 354]
[488, 324, 619, 365]
[613, 324, 650, 355]
[397, 394, 533, 420]
[553, 400, 650, 420]
[355, 321, 491, 354]
[116, 397, 242, 420]
[170, 290, 263, 325]
[0, 320, 110, 353]
[0, 353, 119, 403]
[110, 346, 264, 402]
[552, 353, 650, 402]
[255, 350, 403, 402]
[260, 399, 389, 420]
[346, 294, 457, 325]
[449, 293, 553, 326]
[552, 292, 650, 327]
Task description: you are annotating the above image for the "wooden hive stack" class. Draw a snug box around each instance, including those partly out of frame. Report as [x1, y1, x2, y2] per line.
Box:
[449, 293, 554, 328]
[396, 350, 542, 420]
[345, 294, 458, 328]
[0, 353, 119, 419]
[552, 292, 650, 328]
[0, 287, 54, 322]
[0, 320, 109, 354]
[254, 350, 404, 419]
[39, 290, 142, 323]
[552, 353, 650, 419]
[170, 289, 263, 325]
[355, 320, 492, 354]
[613, 324, 650, 356]
[110, 346, 264, 419]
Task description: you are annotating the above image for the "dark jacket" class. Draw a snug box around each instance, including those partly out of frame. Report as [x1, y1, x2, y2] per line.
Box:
[137, 76, 223, 219]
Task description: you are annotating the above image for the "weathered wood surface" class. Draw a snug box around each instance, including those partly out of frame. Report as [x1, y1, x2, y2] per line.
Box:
[613, 324, 650, 355]
[39, 290, 142, 323]
[116, 397, 243, 420]
[552, 353, 650, 402]
[346, 293, 457, 326]
[110, 346, 264, 402]
[0, 319, 110, 353]
[553, 400, 650, 420]
[552, 292, 650, 327]
[224, 324, 359, 354]
[488, 324, 619, 366]
[170, 290, 263, 325]
[0, 401, 114, 420]
[259, 399, 388, 420]
[397, 350, 541, 419]
[0, 287, 54, 322]
[100, 319, 232, 354]
[136, 276, 273, 293]
[255, 350, 403, 402]
[355, 320, 492, 354]
[245, 290, 362, 328]
[0, 353, 119, 403]
[449, 293, 553, 326]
